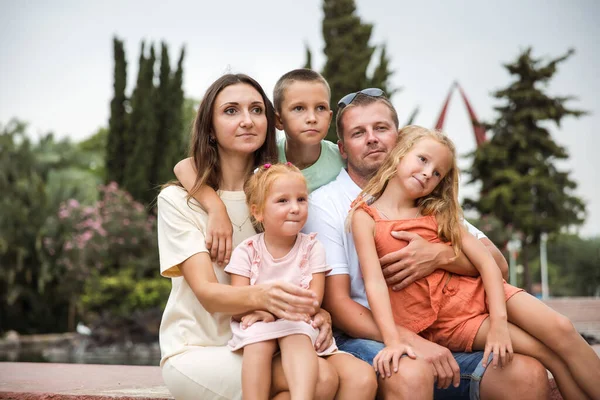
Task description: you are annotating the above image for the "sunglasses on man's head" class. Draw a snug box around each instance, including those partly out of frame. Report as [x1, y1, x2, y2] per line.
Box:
[337, 88, 386, 109]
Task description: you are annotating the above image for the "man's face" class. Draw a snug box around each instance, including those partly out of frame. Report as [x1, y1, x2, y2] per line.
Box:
[338, 102, 399, 187]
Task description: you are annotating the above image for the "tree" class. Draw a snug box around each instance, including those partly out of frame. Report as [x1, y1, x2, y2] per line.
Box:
[466, 48, 586, 292]
[321, 0, 393, 141]
[123, 43, 158, 205]
[303, 44, 313, 70]
[154, 45, 185, 185]
[105, 37, 128, 185]
[369, 44, 397, 98]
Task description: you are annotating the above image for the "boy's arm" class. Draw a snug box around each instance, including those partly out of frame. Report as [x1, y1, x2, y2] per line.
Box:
[174, 158, 233, 265]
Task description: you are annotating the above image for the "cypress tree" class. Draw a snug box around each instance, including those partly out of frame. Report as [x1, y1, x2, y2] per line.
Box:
[123, 43, 158, 205]
[369, 45, 397, 98]
[105, 37, 128, 185]
[466, 48, 586, 292]
[166, 47, 186, 179]
[303, 45, 312, 70]
[320, 0, 394, 141]
[152, 42, 172, 186]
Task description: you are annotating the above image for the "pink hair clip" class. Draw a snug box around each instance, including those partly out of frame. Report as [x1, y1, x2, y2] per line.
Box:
[286, 162, 292, 166]
[264, 163, 272, 169]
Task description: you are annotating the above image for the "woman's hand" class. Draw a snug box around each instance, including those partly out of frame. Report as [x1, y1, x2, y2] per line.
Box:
[241, 310, 275, 329]
[311, 308, 333, 352]
[484, 321, 513, 369]
[373, 342, 417, 378]
[205, 206, 233, 267]
[257, 282, 319, 321]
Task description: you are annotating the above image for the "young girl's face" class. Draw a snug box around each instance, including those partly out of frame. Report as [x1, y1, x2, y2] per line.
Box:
[395, 138, 453, 199]
[253, 173, 309, 237]
[212, 83, 268, 155]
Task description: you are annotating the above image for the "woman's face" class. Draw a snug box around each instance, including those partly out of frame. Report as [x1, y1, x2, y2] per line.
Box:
[211, 83, 268, 156]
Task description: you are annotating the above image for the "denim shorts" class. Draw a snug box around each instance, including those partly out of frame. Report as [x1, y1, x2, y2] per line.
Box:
[334, 331, 488, 400]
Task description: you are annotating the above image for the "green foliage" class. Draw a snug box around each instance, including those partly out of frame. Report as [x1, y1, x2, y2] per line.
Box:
[106, 37, 128, 185]
[81, 269, 170, 318]
[320, 0, 395, 141]
[123, 43, 159, 204]
[39, 183, 160, 323]
[0, 120, 104, 333]
[111, 38, 186, 206]
[303, 44, 313, 70]
[536, 235, 600, 296]
[466, 48, 586, 292]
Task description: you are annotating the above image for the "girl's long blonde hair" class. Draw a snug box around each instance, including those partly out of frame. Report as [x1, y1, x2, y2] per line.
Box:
[351, 125, 463, 255]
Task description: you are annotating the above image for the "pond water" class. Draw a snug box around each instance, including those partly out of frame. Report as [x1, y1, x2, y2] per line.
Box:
[0, 342, 161, 366]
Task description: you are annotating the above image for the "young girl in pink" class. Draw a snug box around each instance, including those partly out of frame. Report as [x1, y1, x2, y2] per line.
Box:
[351, 125, 600, 400]
[226, 162, 359, 400]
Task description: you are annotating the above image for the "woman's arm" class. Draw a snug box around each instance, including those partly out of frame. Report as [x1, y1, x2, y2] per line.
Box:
[179, 251, 318, 319]
[352, 210, 402, 346]
[174, 157, 232, 265]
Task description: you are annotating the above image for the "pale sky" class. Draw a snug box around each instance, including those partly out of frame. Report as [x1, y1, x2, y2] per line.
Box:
[1, 0, 599, 236]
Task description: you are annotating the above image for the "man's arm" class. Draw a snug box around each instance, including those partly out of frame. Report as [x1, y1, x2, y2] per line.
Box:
[381, 221, 509, 291]
[323, 274, 382, 341]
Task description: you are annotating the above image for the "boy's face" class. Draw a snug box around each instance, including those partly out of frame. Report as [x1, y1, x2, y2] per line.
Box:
[275, 81, 333, 146]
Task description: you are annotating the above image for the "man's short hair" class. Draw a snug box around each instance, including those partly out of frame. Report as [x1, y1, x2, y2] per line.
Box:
[335, 94, 399, 142]
[273, 69, 331, 113]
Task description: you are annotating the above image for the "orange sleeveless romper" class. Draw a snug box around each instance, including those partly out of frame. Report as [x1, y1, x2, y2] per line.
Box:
[358, 202, 523, 352]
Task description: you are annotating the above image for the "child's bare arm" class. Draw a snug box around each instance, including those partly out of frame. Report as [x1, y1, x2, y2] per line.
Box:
[352, 210, 402, 346]
[174, 158, 233, 265]
[353, 209, 416, 376]
[308, 272, 326, 314]
[460, 226, 512, 368]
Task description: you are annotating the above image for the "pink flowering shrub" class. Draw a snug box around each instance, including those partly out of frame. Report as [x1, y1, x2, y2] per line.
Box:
[39, 182, 165, 320]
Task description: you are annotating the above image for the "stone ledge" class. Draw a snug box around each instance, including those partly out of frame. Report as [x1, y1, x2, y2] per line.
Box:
[0, 363, 172, 400]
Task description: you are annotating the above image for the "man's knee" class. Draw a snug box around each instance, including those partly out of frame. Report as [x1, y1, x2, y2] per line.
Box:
[340, 359, 378, 398]
[481, 354, 549, 399]
[378, 358, 434, 399]
[315, 358, 339, 400]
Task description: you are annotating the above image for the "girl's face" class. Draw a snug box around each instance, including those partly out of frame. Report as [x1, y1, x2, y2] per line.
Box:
[395, 138, 453, 199]
[253, 174, 309, 238]
[212, 83, 268, 155]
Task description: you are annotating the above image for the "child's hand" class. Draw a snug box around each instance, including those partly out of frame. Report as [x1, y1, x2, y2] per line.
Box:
[205, 206, 233, 266]
[241, 311, 275, 329]
[483, 321, 513, 369]
[373, 343, 417, 378]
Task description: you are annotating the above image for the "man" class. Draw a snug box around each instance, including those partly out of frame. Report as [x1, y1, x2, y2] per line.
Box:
[304, 89, 549, 399]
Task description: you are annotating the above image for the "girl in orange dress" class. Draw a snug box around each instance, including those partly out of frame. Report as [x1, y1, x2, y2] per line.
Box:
[350, 125, 600, 400]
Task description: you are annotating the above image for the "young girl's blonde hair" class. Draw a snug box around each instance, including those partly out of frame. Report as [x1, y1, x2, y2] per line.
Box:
[351, 125, 463, 255]
[244, 162, 307, 232]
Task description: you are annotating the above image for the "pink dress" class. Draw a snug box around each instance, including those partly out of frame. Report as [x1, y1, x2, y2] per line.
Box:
[225, 232, 337, 356]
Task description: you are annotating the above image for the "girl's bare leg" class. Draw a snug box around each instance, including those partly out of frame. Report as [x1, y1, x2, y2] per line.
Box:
[326, 353, 377, 400]
[243, 340, 278, 400]
[506, 292, 600, 399]
[271, 355, 338, 400]
[474, 318, 588, 399]
[278, 334, 319, 400]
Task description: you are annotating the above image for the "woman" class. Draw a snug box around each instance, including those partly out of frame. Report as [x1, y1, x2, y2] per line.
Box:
[157, 74, 375, 399]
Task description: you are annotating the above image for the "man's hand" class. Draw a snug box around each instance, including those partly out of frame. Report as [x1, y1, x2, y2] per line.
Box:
[409, 334, 461, 389]
[379, 231, 447, 291]
[311, 308, 333, 353]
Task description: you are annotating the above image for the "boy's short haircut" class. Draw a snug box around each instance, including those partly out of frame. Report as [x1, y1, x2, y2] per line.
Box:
[336, 94, 399, 142]
[273, 69, 331, 113]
